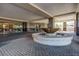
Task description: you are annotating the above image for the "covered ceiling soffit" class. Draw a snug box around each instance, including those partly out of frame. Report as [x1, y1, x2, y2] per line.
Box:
[0, 3, 78, 22]
[13, 3, 52, 18]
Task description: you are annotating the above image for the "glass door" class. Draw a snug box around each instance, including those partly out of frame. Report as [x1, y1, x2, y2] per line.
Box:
[0, 23, 3, 34]
[54, 20, 75, 33]
[54, 22, 63, 31]
[66, 21, 74, 32]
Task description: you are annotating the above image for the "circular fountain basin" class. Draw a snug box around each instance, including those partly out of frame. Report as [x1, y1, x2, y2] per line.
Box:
[32, 33, 73, 46]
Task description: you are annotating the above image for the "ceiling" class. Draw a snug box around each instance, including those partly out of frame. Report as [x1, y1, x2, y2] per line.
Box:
[34, 3, 77, 16]
[0, 3, 44, 22]
[0, 3, 78, 22]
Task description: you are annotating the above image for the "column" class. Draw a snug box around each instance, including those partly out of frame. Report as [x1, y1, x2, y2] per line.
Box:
[48, 17, 54, 29]
[76, 12, 79, 36]
[22, 22, 27, 32]
[63, 22, 66, 31]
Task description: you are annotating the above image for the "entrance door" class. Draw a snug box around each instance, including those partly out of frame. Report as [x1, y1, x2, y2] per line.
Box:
[66, 21, 74, 32]
[54, 21, 75, 32]
[0, 23, 3, 34]
[54, 22, 63, 31]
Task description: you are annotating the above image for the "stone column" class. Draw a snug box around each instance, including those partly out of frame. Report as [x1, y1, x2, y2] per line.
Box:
[63, 22, 66, 31]
[48, 17, 54, 29]
[76, 12, 79, 36]
[22, 22, 27, 32]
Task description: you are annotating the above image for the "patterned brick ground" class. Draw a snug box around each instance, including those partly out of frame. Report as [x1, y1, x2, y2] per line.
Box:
[0, 33, 79, 56]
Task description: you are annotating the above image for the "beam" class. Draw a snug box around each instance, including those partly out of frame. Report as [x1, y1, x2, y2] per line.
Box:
[53, 12, 76, 17]
[0, 16, 28, 22]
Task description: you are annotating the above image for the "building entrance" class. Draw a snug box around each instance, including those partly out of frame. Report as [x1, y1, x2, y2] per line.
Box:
[54, 20, 75, 33]
[0, 22, 23, 34]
